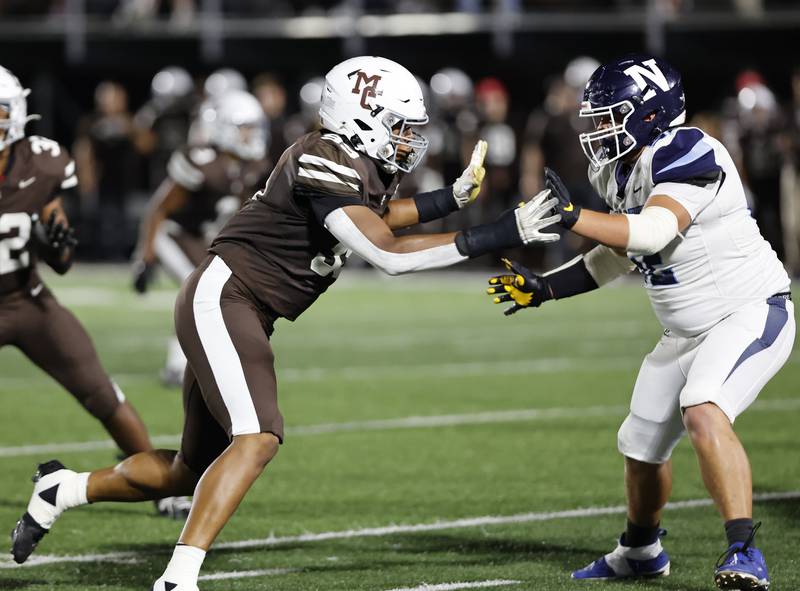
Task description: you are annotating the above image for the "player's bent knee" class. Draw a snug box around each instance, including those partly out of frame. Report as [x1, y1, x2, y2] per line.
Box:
[232, 432, 280, 468]
[617, 413, 682, 465]
[682, 403, 727, 444]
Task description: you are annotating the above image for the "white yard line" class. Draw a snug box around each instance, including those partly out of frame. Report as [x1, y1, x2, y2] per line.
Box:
[385, 580, 520, 591]
[3, 351, 797, 390]
[2, 397, 799, 459]
[1, 490, 797, 570]
[198, 567, 299, 581]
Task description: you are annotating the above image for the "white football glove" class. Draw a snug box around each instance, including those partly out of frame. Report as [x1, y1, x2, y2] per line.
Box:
[514, 189, 562, 244]
[452, 140, 488, 208]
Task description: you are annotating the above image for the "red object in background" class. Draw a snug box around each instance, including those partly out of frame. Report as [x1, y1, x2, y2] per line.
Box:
[476, 77, 508, 101]
[735, 70, 765, 91]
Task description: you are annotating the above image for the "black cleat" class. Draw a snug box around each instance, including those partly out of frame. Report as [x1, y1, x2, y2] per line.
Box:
[33, 460, 66, 483]
[10, 512, 48, 564]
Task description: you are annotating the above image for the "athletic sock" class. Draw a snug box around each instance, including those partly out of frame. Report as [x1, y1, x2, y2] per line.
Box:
[28, 470, 89, 529]
[725, 518, 754, 546]
[161, 544, 206, 585]
[623, 519, 660, 548]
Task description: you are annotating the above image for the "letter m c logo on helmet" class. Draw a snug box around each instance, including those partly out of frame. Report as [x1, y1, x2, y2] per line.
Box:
[623, 59, 670, 102]
[350, 70, 382, 109]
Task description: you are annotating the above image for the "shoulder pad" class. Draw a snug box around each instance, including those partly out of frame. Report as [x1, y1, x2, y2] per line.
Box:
[296, 133, 363, 197]
[188, 146, 218, 166]
[167, 145, 207, 191]
[651, 127, 721, 185]
[25, 136, 74, 181]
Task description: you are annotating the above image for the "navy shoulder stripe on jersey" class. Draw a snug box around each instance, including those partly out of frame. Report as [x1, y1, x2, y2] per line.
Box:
[651, 128, 721, 185]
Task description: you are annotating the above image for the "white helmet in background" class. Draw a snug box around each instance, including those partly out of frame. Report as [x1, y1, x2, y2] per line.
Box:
[0, 66, 39, 151]
[151, 66, 194, 101]
[204, 68, 247, 98]
[319, 56, 428, 173]
[197, 89, 269, 160]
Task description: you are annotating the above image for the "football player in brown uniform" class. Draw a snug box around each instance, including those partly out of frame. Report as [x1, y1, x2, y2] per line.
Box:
[0, 66, 193, 521]
[11, 56, 562, 590]
[132, 89, 270, 386]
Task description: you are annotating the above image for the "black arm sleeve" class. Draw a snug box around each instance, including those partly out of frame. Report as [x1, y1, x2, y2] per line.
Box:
[454, 207, 521, 258]
[412, 185, 458, 223]
[545, 257, 599, 299]
[296, 185, 364, 226]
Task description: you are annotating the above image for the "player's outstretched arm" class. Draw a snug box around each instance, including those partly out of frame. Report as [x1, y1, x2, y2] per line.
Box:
[544, 167, 691, 256]
[486, 244, 635, 316]
[324, 189, 561, 276]
[132, 179, 189, 293]
[382, 140, 488, 230]
[36, 198, 77, 275]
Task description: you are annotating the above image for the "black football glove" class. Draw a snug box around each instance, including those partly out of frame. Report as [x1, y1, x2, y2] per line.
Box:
[41, 212, 77, 253]
[544, 167, 581, 229]
[132, 260, 157, 294]
[486, 258, 554, 316]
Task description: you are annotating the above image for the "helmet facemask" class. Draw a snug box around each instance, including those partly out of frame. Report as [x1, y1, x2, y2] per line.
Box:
[374, 109, 429, 173]
[578, 99, 636, 170]
[0, 88, 38, 152]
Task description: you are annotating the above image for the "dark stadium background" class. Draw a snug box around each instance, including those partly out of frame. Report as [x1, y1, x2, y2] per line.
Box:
[0, 0, 798, 270]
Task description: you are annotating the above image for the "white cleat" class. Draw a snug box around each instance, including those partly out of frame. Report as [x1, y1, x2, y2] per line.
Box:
[10, 459, 81, 563]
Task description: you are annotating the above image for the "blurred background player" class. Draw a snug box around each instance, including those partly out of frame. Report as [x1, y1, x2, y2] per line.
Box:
[132, 88, 270, 386]
[488, 55, 793, 591]
[73, 80, 152, 260]
[133, 66, 198, 189]
[0, 65, 189, 519]
[519, 56, 602, 267]
[10, 55, 562, 590]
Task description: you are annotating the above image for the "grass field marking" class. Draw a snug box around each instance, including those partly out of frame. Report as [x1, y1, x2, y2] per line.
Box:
[384, 579, 521, 591]
[3, 350, 797, 390]
[4, 490, 797, 570]
[2, 396, 799, 459]
[198, 567, 300, 581]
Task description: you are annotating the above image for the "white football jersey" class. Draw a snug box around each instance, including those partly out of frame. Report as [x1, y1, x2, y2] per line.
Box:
[589, 126, 790, 337]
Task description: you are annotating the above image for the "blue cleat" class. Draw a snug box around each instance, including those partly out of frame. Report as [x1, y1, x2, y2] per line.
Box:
[572, 530, 670, 580]
[714, 523, 769, 590]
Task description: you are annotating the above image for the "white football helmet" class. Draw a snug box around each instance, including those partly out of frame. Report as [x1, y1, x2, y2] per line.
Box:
[151, 66, 193, 100]
[0, 66, 39, 151]
[319, 56, 428, 173]
[203, 68, 247, 98]
[196, 89, 269, 161]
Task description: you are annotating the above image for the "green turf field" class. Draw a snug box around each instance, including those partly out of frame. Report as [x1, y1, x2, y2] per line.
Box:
[0, 266, 798, 591]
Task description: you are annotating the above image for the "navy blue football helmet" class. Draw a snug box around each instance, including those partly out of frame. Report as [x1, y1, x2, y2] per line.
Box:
[579, 54, 686, 169]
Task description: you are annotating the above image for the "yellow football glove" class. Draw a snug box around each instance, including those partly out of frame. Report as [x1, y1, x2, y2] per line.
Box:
[453, 140, 488, 208]
[486, 258, 554, 316]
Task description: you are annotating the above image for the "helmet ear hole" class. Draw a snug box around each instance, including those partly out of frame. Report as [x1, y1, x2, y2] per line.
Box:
[353, 119, 372, 131]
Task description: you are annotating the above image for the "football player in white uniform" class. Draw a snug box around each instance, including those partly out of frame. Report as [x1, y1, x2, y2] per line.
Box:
[487, 55, 793, 591]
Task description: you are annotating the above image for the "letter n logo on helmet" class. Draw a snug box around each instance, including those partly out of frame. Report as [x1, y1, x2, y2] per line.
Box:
[350, 70, 383, 109]
[623, 59, 670, 102]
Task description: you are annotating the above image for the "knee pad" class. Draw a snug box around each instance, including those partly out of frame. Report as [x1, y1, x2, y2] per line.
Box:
[617, 412, 685, 464]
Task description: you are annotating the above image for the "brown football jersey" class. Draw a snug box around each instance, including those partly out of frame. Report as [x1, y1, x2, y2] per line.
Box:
[0, 136, 76, 295]
[211, 130, 402, 320]
[166, 145, 270, 238]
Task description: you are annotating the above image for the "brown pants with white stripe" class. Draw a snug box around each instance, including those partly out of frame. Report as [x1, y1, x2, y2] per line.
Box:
[0, 285, 123, 421]
[174, 255, 284, 475]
